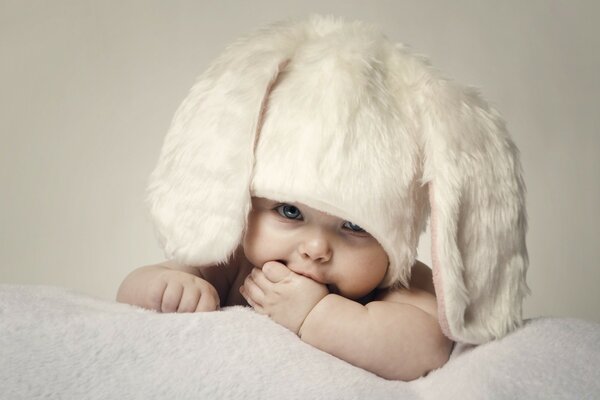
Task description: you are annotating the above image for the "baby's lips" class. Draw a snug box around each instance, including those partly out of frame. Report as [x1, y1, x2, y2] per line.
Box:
[286, 266, 322, 283]
[262, 260, 287, 269]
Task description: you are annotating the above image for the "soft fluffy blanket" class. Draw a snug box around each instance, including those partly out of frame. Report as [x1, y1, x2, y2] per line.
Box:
[1, 284, 599, 399]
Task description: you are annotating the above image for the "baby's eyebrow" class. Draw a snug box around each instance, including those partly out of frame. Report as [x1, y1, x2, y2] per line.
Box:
[252, 197, 278, 207]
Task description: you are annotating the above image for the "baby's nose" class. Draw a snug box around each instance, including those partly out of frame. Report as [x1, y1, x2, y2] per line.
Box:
[298, 231, 332, 263]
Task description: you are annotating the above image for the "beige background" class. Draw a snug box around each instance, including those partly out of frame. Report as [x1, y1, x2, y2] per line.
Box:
[1, 1, 598, 322]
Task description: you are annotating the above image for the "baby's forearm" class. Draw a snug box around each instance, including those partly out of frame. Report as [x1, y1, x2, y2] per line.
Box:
[298, 294, 451, 381]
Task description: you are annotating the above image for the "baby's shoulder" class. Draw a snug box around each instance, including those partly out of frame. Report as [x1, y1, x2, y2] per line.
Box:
[373, 261, 438, 318]
[374, 287, 438, 319]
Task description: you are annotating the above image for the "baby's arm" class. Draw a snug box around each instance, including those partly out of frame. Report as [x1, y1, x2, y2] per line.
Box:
[240, 261, 451, 380]
[298, 290, 452, 381]
[116, 254, 240, 312]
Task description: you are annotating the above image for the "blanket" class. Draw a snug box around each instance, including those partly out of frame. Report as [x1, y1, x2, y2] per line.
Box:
[1, 284, 599, 399]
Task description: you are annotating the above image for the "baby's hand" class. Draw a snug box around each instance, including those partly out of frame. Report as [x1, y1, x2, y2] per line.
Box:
[240, 261, 329, 334]
[118, 267, 220, 313]
[153, 269, 220, 312]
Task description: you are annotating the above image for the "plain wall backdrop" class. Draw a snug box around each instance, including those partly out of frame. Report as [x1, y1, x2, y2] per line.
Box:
[1, 1, 599, 322]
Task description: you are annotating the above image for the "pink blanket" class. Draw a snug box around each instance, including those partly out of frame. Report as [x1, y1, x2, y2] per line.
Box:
[1, 284, 599, 399]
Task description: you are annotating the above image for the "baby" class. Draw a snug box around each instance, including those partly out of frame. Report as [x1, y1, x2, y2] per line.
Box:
[117, 15, 529, 381]
[118, 197, 450, 380]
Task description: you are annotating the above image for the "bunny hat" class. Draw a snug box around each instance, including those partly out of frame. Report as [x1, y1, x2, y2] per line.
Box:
[147, 15, 530, 344]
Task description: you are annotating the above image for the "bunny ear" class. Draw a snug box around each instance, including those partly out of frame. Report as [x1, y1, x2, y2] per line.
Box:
[421, 78, 530, 344]
[146, 26, 295, 267]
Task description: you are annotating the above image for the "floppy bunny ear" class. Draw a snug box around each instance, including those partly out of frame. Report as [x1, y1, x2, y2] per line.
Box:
[420, 77, 530, 344]
[146, 25, 295, 267]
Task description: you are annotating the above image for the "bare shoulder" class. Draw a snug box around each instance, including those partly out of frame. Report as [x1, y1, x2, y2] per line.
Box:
[375, 287, 438, 319]
[374, 260, 438, 319]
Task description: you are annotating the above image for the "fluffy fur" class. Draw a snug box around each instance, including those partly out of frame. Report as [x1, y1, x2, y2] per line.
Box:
[146, 15, 529, 344]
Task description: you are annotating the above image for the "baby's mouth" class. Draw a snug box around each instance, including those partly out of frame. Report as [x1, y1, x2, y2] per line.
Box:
[278, 260, 330, 286]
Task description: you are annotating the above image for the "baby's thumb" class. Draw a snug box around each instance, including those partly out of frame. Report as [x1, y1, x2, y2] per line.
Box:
[262, 261, 290, 282]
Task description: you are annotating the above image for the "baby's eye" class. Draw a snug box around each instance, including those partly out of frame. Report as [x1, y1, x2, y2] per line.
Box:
[275, 204, 303, 220]
[342, 221, 366, 233]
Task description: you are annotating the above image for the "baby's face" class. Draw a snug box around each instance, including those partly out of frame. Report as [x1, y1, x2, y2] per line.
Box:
[242, 197, 389, 300]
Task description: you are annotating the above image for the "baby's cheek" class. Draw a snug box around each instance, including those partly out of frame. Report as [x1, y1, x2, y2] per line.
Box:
[336, 275, 375, 300]
[242, 235, 277, 268]
[342, 261, 387, 299]
[241, 241, 261, 268]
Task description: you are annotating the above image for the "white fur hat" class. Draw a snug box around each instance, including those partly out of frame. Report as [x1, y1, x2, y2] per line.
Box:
[147, 15, 530, 344]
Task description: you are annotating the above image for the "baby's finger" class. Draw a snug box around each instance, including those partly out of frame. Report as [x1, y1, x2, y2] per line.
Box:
[146, 279, 168, 311]
[250, 267, 272, 289]
[177, 285, 201, 313]
[161, 283, 184, 313]
[196, 290, 219, 312]
[262, 261, 291, 283]
[241, 286, 264, 313]
[242, 275, 266, 304]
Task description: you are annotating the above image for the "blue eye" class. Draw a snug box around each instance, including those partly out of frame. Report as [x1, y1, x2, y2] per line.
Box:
[276, 204, 303, 220]
[343, 221, 366, 233]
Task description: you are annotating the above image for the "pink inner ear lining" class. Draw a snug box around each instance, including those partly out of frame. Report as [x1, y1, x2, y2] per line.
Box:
[429, 183, 455, 341]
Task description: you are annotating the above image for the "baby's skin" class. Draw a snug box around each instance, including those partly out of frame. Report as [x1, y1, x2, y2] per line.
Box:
[117, 197, 452, 380]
